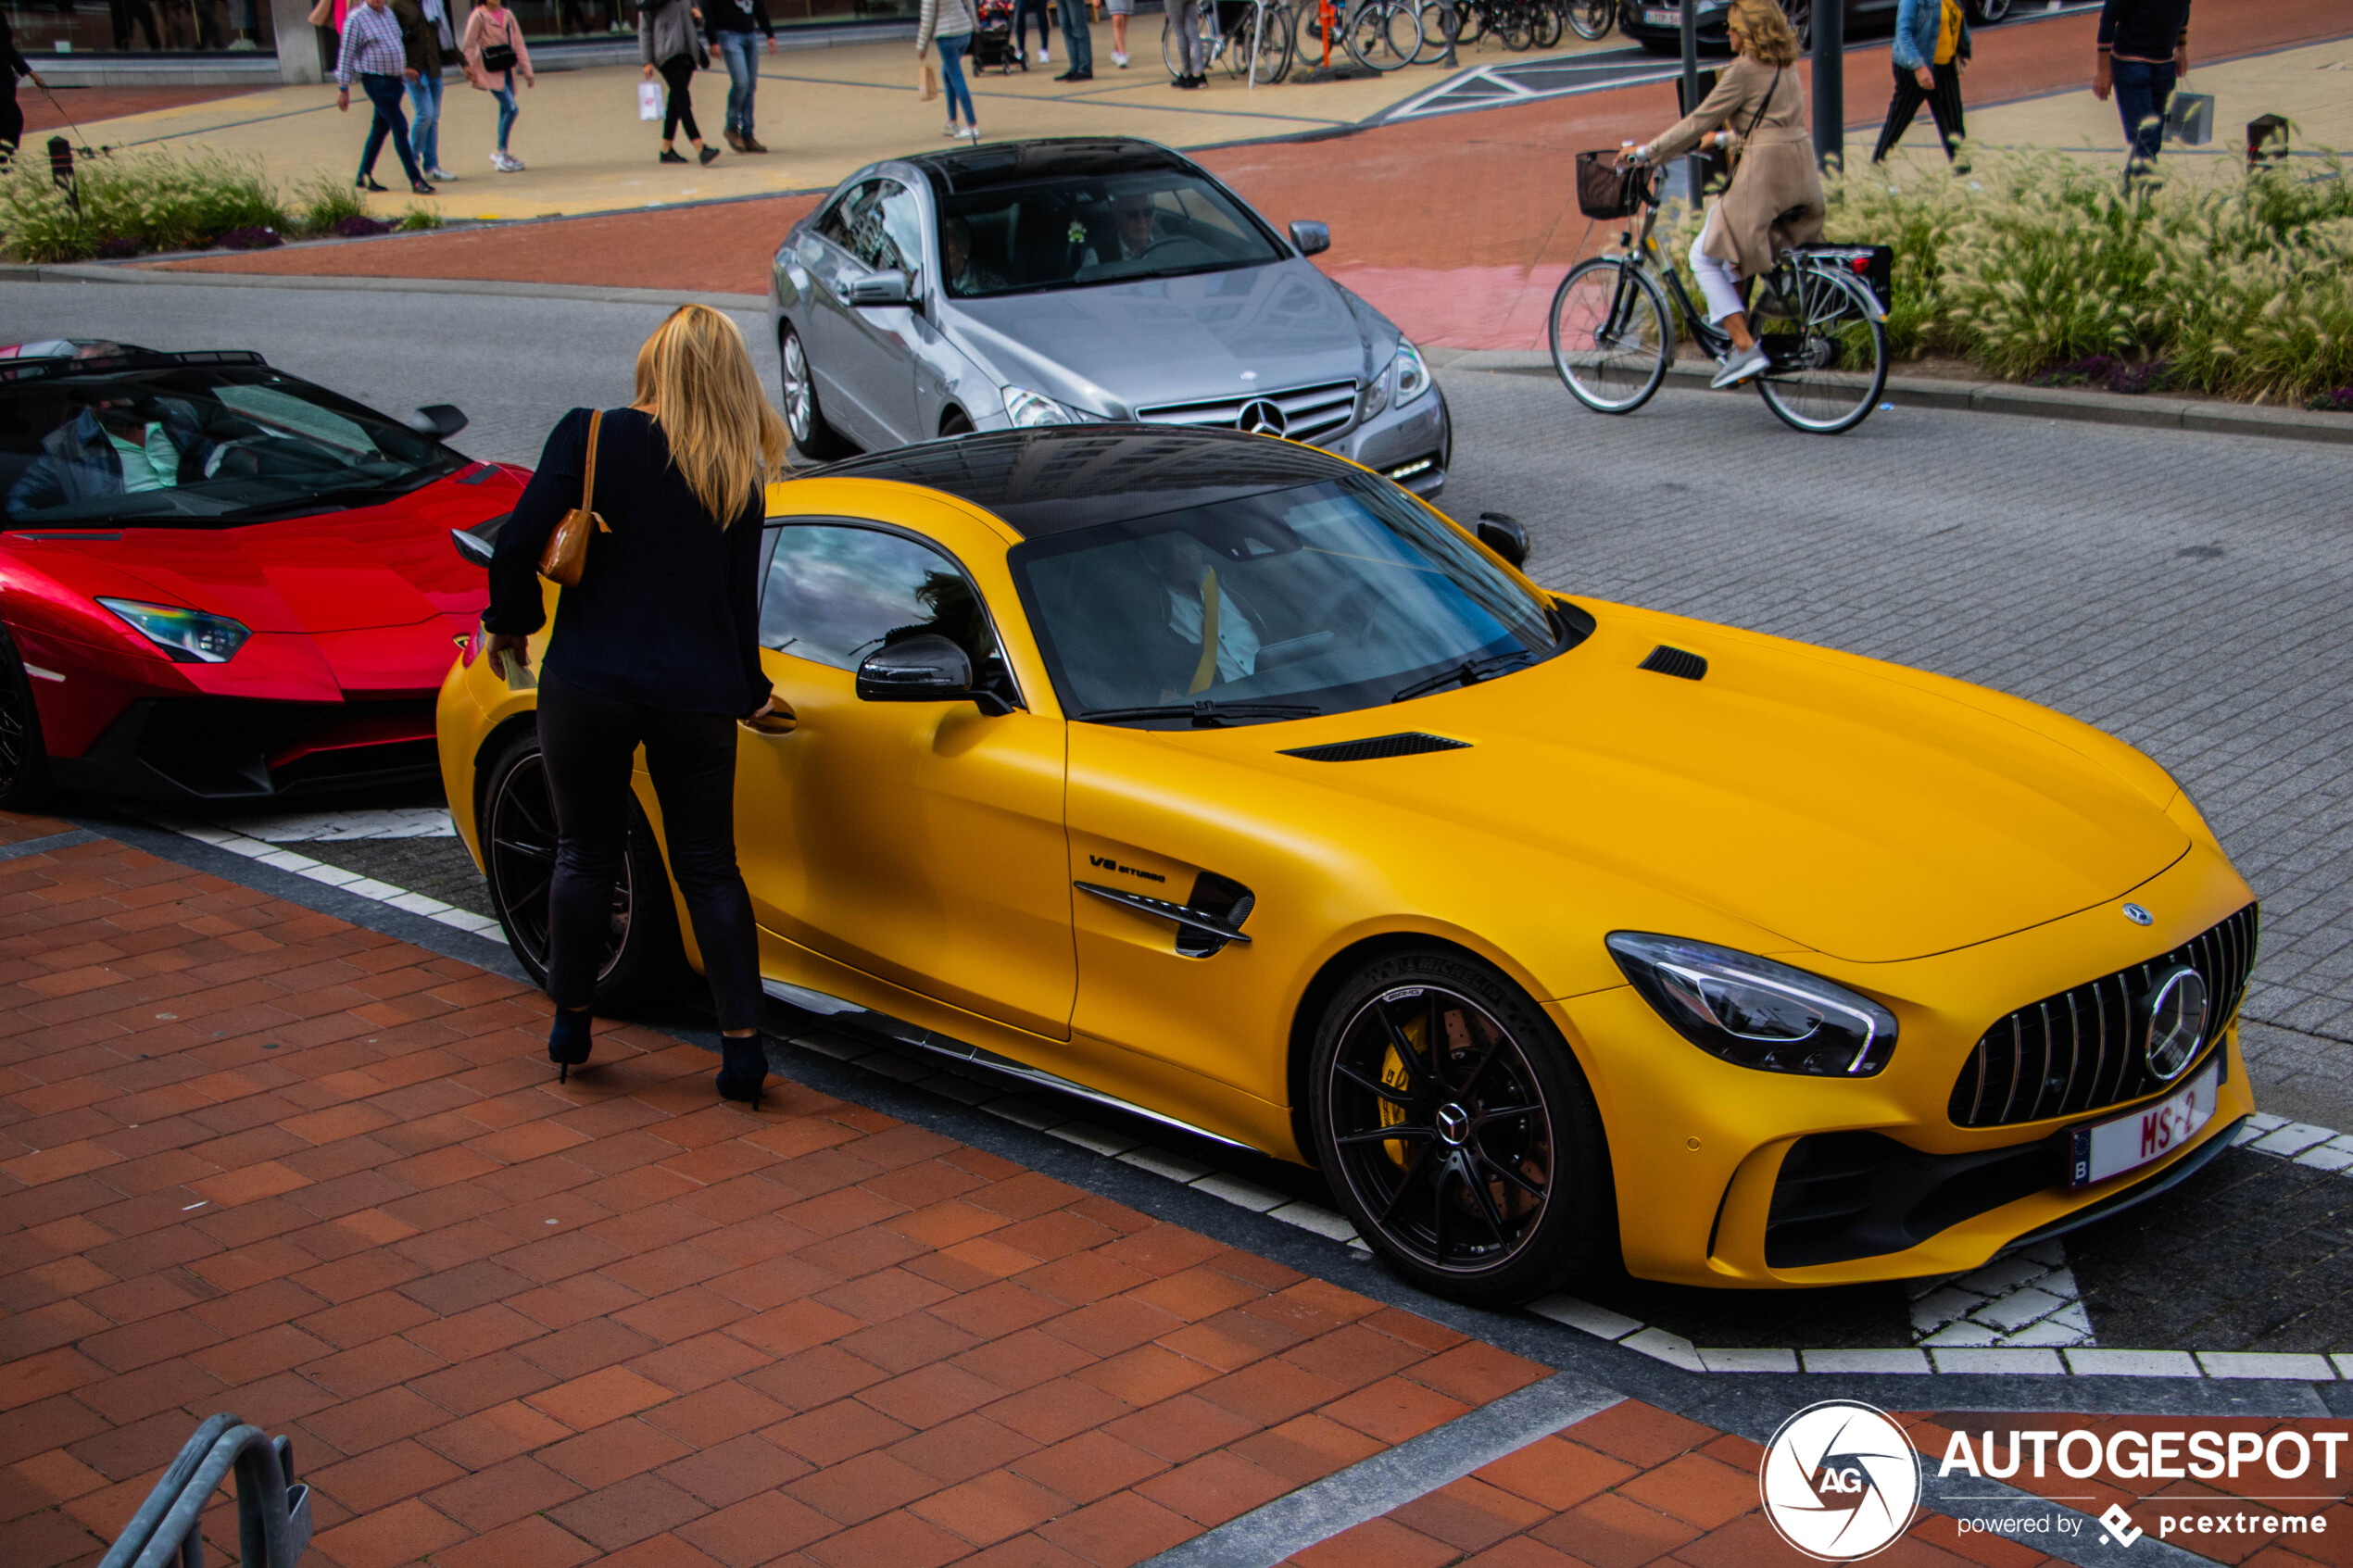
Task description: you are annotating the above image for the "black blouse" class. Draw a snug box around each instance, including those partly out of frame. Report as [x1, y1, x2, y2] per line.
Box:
[485, 407, 772, 718]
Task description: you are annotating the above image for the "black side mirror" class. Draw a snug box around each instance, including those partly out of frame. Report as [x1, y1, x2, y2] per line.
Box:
[848, 270, 911, 307]
[1289, 220, 1330, 257]
[409, 404, 468, 440]
[450, 511, 509, 569]
[1477, 511, 1529, 569]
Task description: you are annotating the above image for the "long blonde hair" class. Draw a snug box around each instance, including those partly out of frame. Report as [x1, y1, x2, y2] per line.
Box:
[633, 305, 788, 525]
[1730, 0, 1800, 67]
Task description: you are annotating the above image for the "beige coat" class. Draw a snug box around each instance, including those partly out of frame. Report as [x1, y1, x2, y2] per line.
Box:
[1649, 55, 1825, 280]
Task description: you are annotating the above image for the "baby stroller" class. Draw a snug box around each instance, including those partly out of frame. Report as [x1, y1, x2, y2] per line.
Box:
[973, 0, 1027, 72]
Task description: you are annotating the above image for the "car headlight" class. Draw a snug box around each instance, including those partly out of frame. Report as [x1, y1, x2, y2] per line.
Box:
[1605, 932, 1898, 1076]
[1003, 385, 1081, 427]
[1390, 339, 1432, 407]
[98, 597, 250, 663]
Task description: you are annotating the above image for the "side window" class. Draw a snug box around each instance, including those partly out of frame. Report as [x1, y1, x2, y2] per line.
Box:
[875, 183, 925, 290]
[841, 180, 919, 280]
[760, 522, 999, 679]
[814, 181, 876, 252]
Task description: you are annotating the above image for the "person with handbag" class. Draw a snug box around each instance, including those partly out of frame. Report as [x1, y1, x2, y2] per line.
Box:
[641, 0, 719, 165]
[482, 305, 789, 1107]
[1873, 0, 1969, 168]
[1627, 0, 1822, 389]
[916, 0, 979, 142]
[461, 0, 534, 172]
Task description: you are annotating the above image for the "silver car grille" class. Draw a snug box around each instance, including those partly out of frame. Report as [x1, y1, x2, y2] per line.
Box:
[1133, 379, 1360, 446]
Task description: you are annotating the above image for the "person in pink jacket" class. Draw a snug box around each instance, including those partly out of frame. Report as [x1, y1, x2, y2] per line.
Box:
[461, 0, 534, 172]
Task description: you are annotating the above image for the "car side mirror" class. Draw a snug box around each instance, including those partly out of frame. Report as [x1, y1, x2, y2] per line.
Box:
[450, 511, 509, 569]
[1477, 511, 1529, 569]
[409, 404, 468, 440]
[1289, 220, 1330, 257]
[848, 270, 912, 307]
[850, 630, 994, 709]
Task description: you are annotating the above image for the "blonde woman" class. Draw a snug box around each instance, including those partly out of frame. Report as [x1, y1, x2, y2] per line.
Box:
[484, 305, 789, 1105]
[1629, 0, 1824, 388]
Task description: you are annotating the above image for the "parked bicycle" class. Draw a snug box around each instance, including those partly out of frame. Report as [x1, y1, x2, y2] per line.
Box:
[1164, 0, 1296, 82]
[1548, 157, 1891, 434]
[1564, 0, 1611, 37]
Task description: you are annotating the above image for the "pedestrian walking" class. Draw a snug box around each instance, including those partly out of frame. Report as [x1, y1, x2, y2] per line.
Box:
[641, 0, 719, 164]
[2093, 0, 2189, 183]
[482, 305, 790, 1110]
[1103, 0, 1128, 67]
[461, 0, 534, 171]
[335, 0, 434, 195]
[1872, 0, 1968, 168]
[108, 0, 162, 51]
[1, 11, 37, 159]
[391, 0, 455, 182]
[1013, 0, 1051, 67]
[917, 0, 980, 141]
[1055, 0, 1094, 80]
[1627, 0, 1822, 389]
[708, 0, 776, 154]
[1166, 0, 1203, 87]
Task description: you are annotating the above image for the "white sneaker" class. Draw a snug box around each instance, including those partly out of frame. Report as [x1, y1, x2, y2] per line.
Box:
[494, 152, 524, 171]
[963, 124, 982, 140]
[1113, 49, 1128, 65]
[428, 166, 455, 181]
[945, 121, 963, 135]
[1710, 343, 1770, 389]
[1035, 46, 1050, 62]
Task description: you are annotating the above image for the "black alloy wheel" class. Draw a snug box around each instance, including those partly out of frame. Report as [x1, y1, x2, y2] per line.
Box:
[0, 629, 53, 811]
[1311, 947, 1615, 1304]
[480, 727, 678, 1006]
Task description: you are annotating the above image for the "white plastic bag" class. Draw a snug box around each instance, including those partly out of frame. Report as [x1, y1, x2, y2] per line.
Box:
[637, 81, 662, 120]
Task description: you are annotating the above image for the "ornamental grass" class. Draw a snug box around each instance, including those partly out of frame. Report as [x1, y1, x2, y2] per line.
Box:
[0, 150, 443, 263]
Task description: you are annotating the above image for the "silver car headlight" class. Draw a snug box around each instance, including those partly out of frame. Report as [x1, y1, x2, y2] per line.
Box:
[1605, 932, 1898, 1076]
[1390, 339, 1432, 407]
[1002, 385, 1083, 428]
[98, 597, 250, 663]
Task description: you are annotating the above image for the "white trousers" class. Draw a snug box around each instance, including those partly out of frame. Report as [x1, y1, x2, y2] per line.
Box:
[1690, 226, 1746, 324]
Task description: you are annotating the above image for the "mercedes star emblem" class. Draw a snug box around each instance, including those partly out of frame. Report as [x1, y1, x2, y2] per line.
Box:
[1237, 398, 1286, 436]
[2122, 903, 2154, 926]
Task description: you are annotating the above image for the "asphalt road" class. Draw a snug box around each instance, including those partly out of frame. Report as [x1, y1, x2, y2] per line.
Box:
[12, 277, 2353, 1363]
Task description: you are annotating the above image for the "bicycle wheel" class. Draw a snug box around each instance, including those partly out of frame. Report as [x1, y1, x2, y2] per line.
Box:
[1415, 0, 1458, 60]
[1341, 0, 1413, 69]
[1497, 0, 1534, 50]
[1453, 0, 1488, 44]
[1752, 267, 1889, 434]
[1567, 0, 1610, 39]
[1550, 257, 1673, 414]
[1240, 0, 1295, 78]
[1530, 0, 1563, 48]
[1163, 15, 1181, 72]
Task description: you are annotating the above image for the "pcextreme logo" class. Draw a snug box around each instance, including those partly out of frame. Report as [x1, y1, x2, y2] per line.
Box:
[1758, 1400, 1922, 1561]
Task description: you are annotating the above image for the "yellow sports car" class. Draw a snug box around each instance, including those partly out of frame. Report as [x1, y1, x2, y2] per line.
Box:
[438, 426, 2259, 1304]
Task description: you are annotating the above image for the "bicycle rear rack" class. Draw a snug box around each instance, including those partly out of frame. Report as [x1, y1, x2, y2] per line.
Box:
[98, 1412, 314, 1568]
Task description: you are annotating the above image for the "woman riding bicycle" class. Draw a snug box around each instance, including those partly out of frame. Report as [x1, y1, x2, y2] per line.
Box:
[1627, 0, 1823, 390]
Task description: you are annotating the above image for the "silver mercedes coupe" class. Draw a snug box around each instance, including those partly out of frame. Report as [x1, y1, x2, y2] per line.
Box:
[767, 138, 1452, 496]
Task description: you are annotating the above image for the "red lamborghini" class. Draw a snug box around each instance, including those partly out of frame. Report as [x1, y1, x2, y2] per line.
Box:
[0, 342, 522, 807]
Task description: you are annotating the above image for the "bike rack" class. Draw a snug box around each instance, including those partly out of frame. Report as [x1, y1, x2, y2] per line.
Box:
[98, 1412, 314, 1568]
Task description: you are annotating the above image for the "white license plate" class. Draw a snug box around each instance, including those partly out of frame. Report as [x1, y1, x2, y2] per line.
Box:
[2069, 1057, 2220, 1188]
[1642, 8, 1678, 23]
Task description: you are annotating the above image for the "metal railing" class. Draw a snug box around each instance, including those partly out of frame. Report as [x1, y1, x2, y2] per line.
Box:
[98, 1412, 313, 1568]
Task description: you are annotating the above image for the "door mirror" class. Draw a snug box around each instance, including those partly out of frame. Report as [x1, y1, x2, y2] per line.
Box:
[848, 270, 912, 307]
[1289, 220, 1330, 257]
[1476, 511, 1529, 569]
[857, 633, 975, 701]
[409, 404, 468, 440]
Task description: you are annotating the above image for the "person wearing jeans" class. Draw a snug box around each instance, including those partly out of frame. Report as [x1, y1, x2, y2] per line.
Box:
[335, 0, 433, 194]
[2094, 0, 2189, 182]
[462, 0, 533, 170]
[709, 0, 774, 153]
[917, 0, 979, 139]
[1055, 0, 1092, 80]
[1013, 0, 1051, 64]
[392, 0, 452, 180]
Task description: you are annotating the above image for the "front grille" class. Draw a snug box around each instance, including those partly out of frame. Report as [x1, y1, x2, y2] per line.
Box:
[1134, 379, 1359, 445]
[1948, 902, 2259, 1128]
[1280, 733, 1469, 763]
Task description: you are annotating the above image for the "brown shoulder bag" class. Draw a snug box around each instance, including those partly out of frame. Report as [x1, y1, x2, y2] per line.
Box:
[536, 408, 610, 587]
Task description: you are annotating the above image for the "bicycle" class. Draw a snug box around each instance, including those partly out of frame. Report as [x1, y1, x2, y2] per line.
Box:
[1563, 0, 1611, 38]
[1291, 0, 1419, 71]
[1548, 160, 1891, 434]
[1164, 0, 1296, 83]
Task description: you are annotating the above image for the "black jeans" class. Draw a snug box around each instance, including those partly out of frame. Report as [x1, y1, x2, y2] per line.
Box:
[659, 53, 700, 142]
[357, 72, 423, 186]
[538, 671, 761, 1033]
[1872, 59, 1966, 164]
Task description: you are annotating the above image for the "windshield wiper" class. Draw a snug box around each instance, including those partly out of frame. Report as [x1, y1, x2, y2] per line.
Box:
[1390, 650, 1536, 704]
[1078, 699, 1321, 728]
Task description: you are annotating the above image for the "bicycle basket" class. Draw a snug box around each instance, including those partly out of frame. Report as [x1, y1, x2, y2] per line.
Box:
[1576, 151, 1647, 220]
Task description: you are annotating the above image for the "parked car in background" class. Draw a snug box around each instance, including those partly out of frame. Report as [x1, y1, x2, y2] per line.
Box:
[770, 137, 1453, 498]
[1617, 0, 2013, 54]
[0, 342, 518, 808]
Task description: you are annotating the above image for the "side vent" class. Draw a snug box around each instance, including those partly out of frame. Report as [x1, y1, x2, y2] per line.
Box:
[1280, 732, 1470, 763]
[1638, 646, 1708, 682]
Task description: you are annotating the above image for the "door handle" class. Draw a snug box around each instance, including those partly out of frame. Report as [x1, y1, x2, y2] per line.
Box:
[740, 700, 799, 735]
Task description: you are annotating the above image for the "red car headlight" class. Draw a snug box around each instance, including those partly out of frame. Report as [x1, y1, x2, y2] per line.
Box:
[96, 597, 252, 663]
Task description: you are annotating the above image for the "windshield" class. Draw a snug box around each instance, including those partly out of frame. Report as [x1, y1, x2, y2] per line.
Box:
[939, 169, 1284, 299]
[1011, 477, 1563, 726]
[1, 365, 464, 526]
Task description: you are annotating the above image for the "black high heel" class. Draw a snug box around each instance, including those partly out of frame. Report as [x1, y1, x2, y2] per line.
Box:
[548, 1008, 592, 1084]
[716, 1035, 768, 1110]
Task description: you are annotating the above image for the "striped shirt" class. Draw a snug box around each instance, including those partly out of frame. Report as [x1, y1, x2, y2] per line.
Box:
[336, 2, 407, 84]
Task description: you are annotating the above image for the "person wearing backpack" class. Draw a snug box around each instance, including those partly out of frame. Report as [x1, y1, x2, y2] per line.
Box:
[461, 0, 534, 171]
[1873, 0, 1969, 167]
[482, 306, 790, 1108]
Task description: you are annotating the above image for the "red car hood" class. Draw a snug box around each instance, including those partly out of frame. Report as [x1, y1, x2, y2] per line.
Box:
[43, 471, 513, 636]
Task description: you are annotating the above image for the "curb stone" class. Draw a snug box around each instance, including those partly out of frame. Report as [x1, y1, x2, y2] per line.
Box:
[0, 260, 765, 311]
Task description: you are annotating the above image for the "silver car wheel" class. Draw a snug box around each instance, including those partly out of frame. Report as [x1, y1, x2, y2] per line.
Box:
[780, 326, 815, 445]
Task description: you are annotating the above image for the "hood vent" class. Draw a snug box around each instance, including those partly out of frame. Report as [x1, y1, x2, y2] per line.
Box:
[1281, 732, 1470, 763]
[1639, 645, 1708, 681]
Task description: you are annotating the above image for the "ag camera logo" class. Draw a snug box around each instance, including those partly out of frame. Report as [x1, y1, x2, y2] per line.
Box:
[1760, 1400, 1922, 1561]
